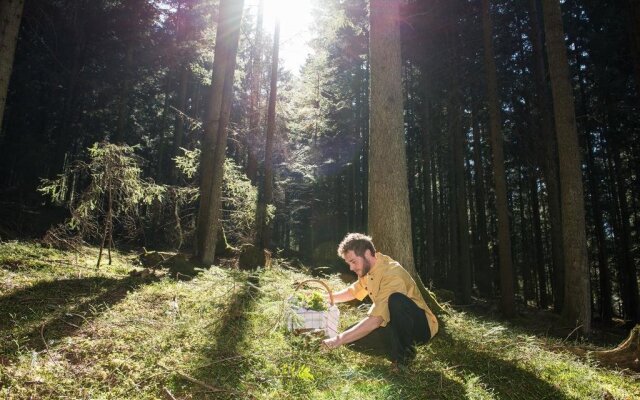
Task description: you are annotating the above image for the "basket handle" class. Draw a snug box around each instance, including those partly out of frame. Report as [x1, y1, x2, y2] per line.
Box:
[295, 279, 334, 306]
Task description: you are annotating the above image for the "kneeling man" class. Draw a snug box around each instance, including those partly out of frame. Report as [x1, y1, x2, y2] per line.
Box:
[322, 233, 438, 367]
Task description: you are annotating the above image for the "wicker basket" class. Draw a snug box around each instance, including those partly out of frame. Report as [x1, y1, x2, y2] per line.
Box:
[287, 279, 340, 338]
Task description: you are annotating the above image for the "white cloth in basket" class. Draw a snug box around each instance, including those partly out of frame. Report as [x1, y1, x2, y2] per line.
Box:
[287, 303, 340, 338]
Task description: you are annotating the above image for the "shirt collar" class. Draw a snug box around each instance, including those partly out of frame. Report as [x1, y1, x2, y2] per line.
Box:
[367, 253, 384, 277]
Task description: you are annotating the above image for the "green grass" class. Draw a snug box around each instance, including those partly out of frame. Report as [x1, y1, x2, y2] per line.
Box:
[1, 241, 638, 399]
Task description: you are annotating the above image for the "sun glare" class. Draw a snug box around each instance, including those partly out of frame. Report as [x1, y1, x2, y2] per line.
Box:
[248, 0, 315, 73]
[262, 0, 299, 21]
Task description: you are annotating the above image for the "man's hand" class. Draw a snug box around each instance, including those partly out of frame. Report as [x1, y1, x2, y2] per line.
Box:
[322, 334, 342, 350]
[322, 316, 383, 351]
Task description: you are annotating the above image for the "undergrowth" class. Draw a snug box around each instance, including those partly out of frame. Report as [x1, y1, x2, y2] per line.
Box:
[0, 241, 638, 399]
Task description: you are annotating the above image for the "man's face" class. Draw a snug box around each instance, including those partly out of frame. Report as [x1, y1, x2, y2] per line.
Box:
[343, 250, 372, 278]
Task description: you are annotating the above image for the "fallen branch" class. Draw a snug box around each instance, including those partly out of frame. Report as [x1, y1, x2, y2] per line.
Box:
[163, 386, 177, 400]
[40, 324, 50, 353]
[560, 325, 640, 372]
[562, 325, 583, 344]
[61, 320, 80, 329]
[157, 362, 230, 393]
[588, 325, 640, 372]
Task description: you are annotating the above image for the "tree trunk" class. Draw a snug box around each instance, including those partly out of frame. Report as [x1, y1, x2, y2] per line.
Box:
[482, 0, 515, 317]
[448, 127, 459, 293]
[527, 0, 565, 312]
[0, 0, 24, 137]
[471, 109, 492, 297]
[114, 45, 134, 144]
[369, 0, 444, 315]
[405, 67, 422, 275]
[519, 169, 535, 303]
[541, 0, 591, 333]
[195, 0, 244, 264]
[530, 174, 548, 309]
[586, 132, 612, 324]
[155, 74, 173, 182]
[436, 151, 448, 286]
[420, 76, 435, 282]
[610, 144, 640, 325]
[625, 0, 640, 99]
[172, 64, 189, 182]
[577, 61, 612, 324]
[369, 0, 414, 271]
[450, 55, 471, 304]
[361, 59, 370, 233]
[246, 0, 264, 183]
[467, 156, 477, 290]
[256, 20, 280, 250]
[348, 161, 356, 232]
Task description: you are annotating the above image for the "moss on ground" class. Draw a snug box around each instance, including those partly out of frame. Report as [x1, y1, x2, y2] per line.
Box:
[0, 242, 638, 399]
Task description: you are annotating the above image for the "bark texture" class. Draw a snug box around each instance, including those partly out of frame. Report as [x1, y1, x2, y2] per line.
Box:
[368, 0, 414, 273]
[481, 0, 515, 317]
[195, 0, 244, 264]
[369, 0, 444, 316]
[246, 0, 264, 184]
[420, 77, 435, 282]
[471, 110, 492, 297]
[527, 0, 564, 312]
[541, 0, 591, 333]
[255, 20, 279, 250]
[0, 0, 25, 136]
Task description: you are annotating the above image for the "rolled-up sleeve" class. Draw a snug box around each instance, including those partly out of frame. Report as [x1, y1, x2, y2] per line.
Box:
[368, 276, 406, 326]
[347, 279, 368, 301]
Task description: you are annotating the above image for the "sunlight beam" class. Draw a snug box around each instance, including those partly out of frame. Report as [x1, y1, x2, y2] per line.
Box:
[249, 0, 315, 73]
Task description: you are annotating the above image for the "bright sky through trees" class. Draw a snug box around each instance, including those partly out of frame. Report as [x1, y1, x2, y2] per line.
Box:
[250, 0, 315, 73]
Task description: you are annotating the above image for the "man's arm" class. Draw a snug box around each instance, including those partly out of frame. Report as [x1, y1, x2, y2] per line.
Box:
[330, 287, 356, 303]
[322, 316, 383, 349]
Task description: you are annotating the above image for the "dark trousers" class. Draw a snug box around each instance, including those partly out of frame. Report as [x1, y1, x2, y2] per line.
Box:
[348, 293, 431, 363]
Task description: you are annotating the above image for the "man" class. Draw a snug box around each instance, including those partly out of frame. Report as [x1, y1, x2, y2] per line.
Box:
[322, 233, 438, 368]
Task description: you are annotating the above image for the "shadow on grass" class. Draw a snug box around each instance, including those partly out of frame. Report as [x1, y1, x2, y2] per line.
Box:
[178, 273, 262, 399]
[318, 324, 467, 398]
[0, 275, 157, 359]
[362, 361, 468, 400]
[430, 330, 570, 400]
[454, 302, 628, 347]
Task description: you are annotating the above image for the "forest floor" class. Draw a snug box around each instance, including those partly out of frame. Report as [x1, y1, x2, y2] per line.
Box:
[0, 241, 638, 399]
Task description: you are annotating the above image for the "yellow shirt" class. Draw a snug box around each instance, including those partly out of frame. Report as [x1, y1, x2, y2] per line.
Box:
[347, 253, 438, 338]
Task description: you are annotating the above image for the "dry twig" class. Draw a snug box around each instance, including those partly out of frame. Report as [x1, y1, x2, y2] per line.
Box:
[163, 386, 177, 400]
[562, 325, 583, 344]
[40, 323, 50, 353]
[157, 362, 231, 394]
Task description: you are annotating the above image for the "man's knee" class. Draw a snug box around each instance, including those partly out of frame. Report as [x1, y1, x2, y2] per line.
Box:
[389, 292, 411, 312]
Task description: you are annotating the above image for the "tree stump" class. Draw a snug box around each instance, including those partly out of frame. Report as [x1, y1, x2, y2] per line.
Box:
[238, 244, 271, 270]
[139, 250, 171, 268]
[590, 325, 640, 372]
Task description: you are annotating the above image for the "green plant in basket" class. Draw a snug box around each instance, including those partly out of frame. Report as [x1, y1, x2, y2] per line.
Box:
[292, 291, 328, 311]
[307, 291, 328, 311]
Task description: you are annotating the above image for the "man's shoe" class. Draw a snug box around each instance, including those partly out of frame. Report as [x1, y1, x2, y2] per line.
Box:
[403, 345, 417, 362]
[390, 360, 409, 373]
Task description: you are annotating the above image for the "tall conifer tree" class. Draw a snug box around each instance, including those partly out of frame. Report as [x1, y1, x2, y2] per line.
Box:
[195, 0, 244, 264]
[481, 0, 515, 317]
[0, 0, 25, 137]
[256, 19, 280, 249]
[541, 0, 591, 333]
[368, 0, 414, 273]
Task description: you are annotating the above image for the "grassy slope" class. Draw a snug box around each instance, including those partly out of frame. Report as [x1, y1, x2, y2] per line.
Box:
[0, 242, 638, 399]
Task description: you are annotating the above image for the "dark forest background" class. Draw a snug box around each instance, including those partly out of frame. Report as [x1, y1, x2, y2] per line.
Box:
[1, 0, 639, 331]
